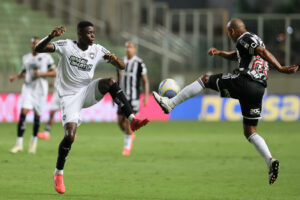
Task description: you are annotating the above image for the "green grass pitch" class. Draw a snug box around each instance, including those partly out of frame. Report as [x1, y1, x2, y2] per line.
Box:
[0, 121, 299, 200]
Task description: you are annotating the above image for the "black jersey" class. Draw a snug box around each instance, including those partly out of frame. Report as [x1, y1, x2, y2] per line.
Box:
[117, 56, 147, 100]
[236, 32, 269, 86]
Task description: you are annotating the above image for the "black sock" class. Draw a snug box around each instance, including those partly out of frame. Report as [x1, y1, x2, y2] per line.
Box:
[33, 116, 40, 137]
[56, 137, 73, 170]
[109, 83, 133, 118]
[17, 113, 26, 137]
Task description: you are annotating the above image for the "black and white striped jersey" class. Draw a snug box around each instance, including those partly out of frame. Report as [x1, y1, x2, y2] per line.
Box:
[236, 32, 269, 86]
[117, 55, 147, 100]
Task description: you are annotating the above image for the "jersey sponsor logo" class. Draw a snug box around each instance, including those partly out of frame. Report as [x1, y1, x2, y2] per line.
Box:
[250, 108, 261, 115]
[56, 41, 67, 46]
[69, 56, 93, 71]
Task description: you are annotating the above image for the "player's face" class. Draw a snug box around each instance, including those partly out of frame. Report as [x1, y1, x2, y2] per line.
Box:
[227, 28, 237, 42]
[78, 26, 95, 46]
[30, 39, 40, 51]
[125, 43, 136, 58]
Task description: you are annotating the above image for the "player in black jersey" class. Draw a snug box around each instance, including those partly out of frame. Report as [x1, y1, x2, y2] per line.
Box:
[153, 18, 298, 185]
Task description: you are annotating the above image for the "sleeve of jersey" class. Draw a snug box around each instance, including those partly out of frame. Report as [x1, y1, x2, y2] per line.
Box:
[239, 36, 260, 55]
[140, 62, 147, 75]
[47, 55, 55, 70]
[51, 40, 68, 55]
[97, 45, 111, 63]
[21, 56, 26, 72]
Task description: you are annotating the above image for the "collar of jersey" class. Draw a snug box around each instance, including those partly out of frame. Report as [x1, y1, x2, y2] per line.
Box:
[73, 41, 91, 52]
[237, 31, 249, 41]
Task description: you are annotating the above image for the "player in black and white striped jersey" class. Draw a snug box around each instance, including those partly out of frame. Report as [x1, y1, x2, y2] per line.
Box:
[117, 42, 149, 156]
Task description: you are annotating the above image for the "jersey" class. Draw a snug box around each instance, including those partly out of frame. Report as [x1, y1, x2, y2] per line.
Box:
[236, 32, 269, 86]
[52, 39, 109, 96]
[21, 53, 54, 95]
[117, 55, 147, 100]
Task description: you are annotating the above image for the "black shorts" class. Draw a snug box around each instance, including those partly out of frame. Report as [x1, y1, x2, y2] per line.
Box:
[207, 73, 265, 126]
[117, 99, 140, 115]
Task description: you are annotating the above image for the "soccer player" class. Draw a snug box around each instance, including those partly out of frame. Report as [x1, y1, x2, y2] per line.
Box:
[153, 18, 298, 185]
[9, 37, 56, 154]
[117, 42, 149, 156]
[37, 87, 60, 140]
[35, 21, 149, 194]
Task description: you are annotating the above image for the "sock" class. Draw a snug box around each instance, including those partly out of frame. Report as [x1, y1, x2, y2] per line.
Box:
[171, 79, 205, 107]
[45, 124, 51, 134]
[124, 133, 132, 150]
[16, 137, 23, 146]
[54, 168, 63, 175]
[248, 133, 272, 166]
[17, 113, 26, 137]
[33, 116, 40, 137]
[56, 137, 73, 170]
[109, 82, 134, 119]
[31, 136, 38, 143]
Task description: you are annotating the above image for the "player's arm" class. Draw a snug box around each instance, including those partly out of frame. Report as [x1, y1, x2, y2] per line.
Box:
[9, 69, 25, 82]
[142, 74, 149, 106]
[34, 66, 57, 78]
[35, 26, 66, 53]
[208, 47, 238, 61]
[104, 53, 125, 70]
[256, 46, 298, 74]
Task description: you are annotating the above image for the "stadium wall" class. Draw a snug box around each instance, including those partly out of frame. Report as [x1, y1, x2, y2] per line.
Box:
[0, 94, 299, 122]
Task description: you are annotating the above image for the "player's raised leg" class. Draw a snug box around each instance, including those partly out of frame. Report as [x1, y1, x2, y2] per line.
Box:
[98, 78, 149, 131]
[28, 112, 40, 154]
[244, 122, 279, 184]
[10, 109, 29, 153]
[153, 76, 207, 114]
[54, 123, 77, 194]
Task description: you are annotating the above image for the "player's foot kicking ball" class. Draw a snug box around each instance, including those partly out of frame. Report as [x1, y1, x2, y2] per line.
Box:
[54, 174, 65, 194]
[269, 158, 279, 184]
[122, 133, 136, 156]
[10, 144, 23, 153]
[152, 91, 174, 114]
[130, 118, 149, 131]
[37, 132, 50, 140]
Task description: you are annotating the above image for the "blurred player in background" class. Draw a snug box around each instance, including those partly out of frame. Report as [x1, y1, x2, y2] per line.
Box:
[37, 86, 60, 140]
[9, 37, 56, 154]
[35, 21, 149, 194]
[153, 18, 298, 185]
[117, 42, 149, 156]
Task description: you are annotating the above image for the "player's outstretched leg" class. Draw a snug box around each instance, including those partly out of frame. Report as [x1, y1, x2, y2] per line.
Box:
[28, 113, 40, 154]
[53, 123, 77, 194]
[244, 124, 279, 184]
[98, 78, 149, 131]
[153, 77, 206, 114]
[38, 110, 56, 140]
[10, 109, 28, 153]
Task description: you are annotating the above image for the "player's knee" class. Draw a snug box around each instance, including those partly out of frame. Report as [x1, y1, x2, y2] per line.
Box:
[106, 77, 115, 86]
[98, 78, 116, 94]
[200, 74, 210, 86]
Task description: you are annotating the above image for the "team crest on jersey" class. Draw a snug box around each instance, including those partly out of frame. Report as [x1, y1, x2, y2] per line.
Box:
[69, 56, 92, 71]
[89, 52, 95, 59]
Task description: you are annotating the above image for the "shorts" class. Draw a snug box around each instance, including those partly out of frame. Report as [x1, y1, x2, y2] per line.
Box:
[117, 99, 140, 115]
[50, 90, 60, 111]
[207, 73, 265, 126]
[21, 84, 47, 116]
[60, 78, 104, 126]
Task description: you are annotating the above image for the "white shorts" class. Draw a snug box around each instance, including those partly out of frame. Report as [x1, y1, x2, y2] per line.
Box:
[50, 90, 60, 111]
[60, 78, 104, 126]
[21, 84, 47, 116]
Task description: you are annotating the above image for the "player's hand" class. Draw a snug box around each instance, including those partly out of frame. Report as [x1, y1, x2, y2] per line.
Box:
[9, 76, 17, 82]
[208, 47, 220, 56]
[103, 53, 118, 62]
[279, 65, 298, 74]
[33, 70, 41, 77]
[50, 26, 66, 38]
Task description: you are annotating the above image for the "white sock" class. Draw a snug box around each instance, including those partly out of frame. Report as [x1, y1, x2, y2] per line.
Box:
[128, 114, 135, 122]
[171, 79, 205, 107]
[124, 133, 132, 150]
[16, 137, 23, 146]
[54, 168, 63, 175]
[248, 133, 272, 166]
[31, 136, 38, 143]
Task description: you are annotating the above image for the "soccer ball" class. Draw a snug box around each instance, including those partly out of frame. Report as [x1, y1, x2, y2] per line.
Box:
[158, 79, 180, 98]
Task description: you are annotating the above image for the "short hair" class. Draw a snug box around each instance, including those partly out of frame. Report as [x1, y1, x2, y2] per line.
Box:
[77, 21, 94, 32]
[125, 41, 136, 48]
[30, 36, 40, 42]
